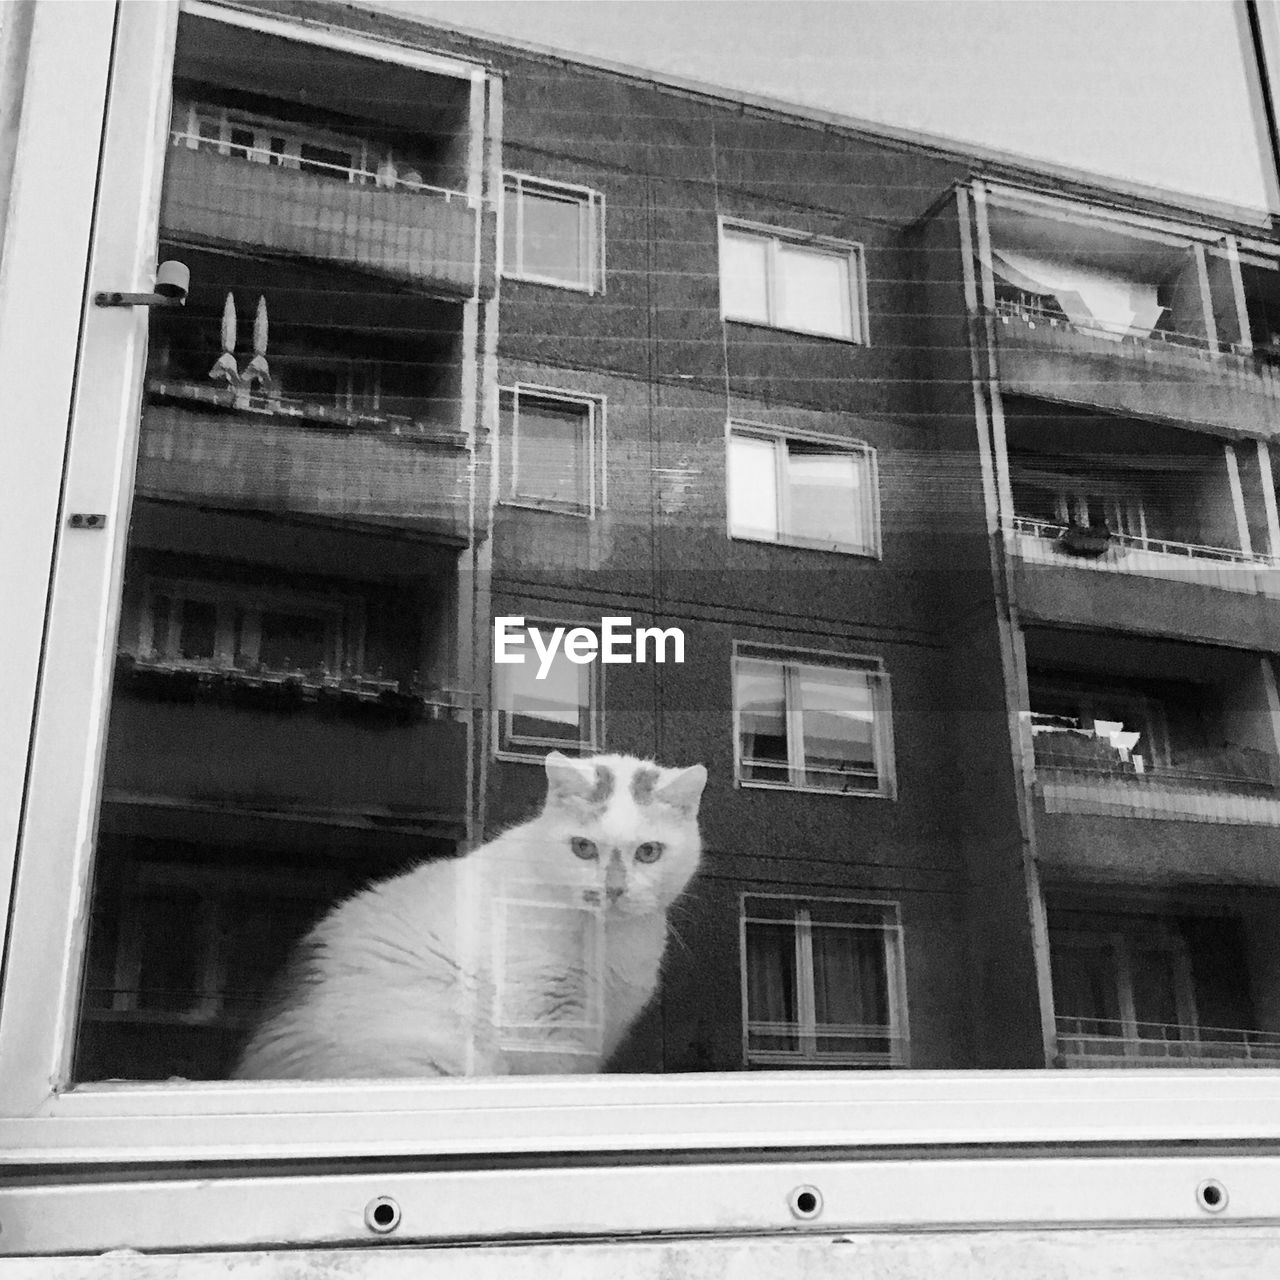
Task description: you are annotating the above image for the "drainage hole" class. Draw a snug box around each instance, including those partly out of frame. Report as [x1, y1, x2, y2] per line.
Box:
[365, 1195, 402, 1234]
[788, 1185, 823, 1219]
[1196, 1179, 1228, 1214]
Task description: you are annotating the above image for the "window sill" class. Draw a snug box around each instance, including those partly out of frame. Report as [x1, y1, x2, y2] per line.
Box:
[502, 270, 600, 295]
[500, 498, 597, 519]
[723, 316, 865, 346]
[730, 532, 880, 558]
[735, 776, 894, 800]
[494, 746, 599, 764]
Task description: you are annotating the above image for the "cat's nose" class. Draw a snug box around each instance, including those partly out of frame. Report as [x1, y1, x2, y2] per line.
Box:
[604, 853, 627, 901]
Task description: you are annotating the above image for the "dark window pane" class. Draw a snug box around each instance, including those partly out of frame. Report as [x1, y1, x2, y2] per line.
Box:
[134, 890, 204, 1014]
[745, 920, 798, 1052]
[299, 143, 355, 177]
[258, 611, 328, 671]
[178, 599, 217, 659]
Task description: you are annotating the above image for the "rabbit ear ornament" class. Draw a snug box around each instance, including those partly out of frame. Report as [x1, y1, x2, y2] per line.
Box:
[207, 292, 271, 389]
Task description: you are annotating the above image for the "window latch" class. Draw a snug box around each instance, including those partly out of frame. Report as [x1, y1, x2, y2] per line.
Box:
[94, 260, 190, 308]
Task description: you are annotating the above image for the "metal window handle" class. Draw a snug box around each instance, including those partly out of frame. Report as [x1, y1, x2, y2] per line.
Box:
[94, 260, 189, 308]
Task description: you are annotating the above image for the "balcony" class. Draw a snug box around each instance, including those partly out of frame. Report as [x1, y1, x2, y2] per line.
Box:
[137, 396, 473, 543]
[160, 144, 479, 297]
[102, 658, 470, 835]
[1031, 723, 1280, 826]
[1056, 1016, 1280, 1067]
[1009, 515, 1280, 597]
[993, 301, 1280, 436]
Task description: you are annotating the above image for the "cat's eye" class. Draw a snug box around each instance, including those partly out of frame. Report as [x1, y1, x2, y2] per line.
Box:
[634, 841, 664, 863]
[570, 837, 598, 860]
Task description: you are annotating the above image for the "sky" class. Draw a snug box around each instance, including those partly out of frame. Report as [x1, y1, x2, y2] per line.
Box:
[367, 0, 1278, 217]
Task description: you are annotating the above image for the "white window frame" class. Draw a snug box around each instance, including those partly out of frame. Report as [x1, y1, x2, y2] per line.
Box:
[718, 216, 867, 343]
[727, 421, 881, 556]
[14, 2, 1280, 1246]
[492, 617, 603, 761]
[499, 384, 607, 516]
[732, 642, 896, 798]
[502, 172, 606, 294]
[740, 892, 909, 1069]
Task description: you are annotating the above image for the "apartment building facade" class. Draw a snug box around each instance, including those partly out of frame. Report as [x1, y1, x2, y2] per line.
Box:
[9, 0, 1280, 1098]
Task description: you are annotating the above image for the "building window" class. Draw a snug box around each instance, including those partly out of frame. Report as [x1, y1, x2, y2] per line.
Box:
[720, 220, 865, 341]
[503, 173, 605, 293]
[728, 426, 878, 554]
[741, 894, 907, 1067]
[733, 646, 894, 796]
[499, 386, 606, 516]
[494, 620, 601, 758]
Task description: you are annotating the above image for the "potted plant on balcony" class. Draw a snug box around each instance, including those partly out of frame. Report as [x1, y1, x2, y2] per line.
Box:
[1057, 519, 1112, 557]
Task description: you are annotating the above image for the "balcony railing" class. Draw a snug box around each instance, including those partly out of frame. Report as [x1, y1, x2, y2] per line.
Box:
[995, 296, 1213, 354]
[992, 300, 1280, 432]
[159, 144, 478, 295]
[136, 402, 473, 541]
[1056, 1016, 1280, 1067]
[1029, 722, 1280, 824]
[1009, 515, 1280, 597]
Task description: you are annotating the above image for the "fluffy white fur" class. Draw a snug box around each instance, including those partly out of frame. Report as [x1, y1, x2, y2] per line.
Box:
[233, 751, 706, 1079]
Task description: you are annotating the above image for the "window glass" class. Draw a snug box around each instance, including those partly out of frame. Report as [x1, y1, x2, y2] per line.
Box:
[729, 429, 875, 553]
[798, 666, 876, 787]
[503, 176, 603, 291]
[497, 624, 596, 755]
[736, 657, 789, 784]
[721, 229, 770, 324]
[68, 16, 475, 1083]
[743, 920, 800, 1053]
[811, 924, 891, 1057]
[736, 653, 890, 795]
[720, 223, 861, 340]
[786, 444, 862, 547]
[775, 242, 852, 338]
[521, 189, 584, 284]
[727, 434, 780, 539]
[500, 392, 598, 513]
[743, 897, 902, 1066]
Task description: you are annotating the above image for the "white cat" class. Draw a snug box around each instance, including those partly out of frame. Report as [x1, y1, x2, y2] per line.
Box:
[233, 750, 706, 1079]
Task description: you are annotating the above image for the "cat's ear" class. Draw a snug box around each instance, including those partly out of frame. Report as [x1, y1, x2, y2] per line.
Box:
[655, 763, 706, 813]
[544, 750, 600, 800]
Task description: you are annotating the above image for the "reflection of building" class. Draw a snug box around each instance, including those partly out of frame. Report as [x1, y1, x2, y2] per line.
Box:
[73, 0, 1280, 1080]
[74, 6, 490, 1080]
